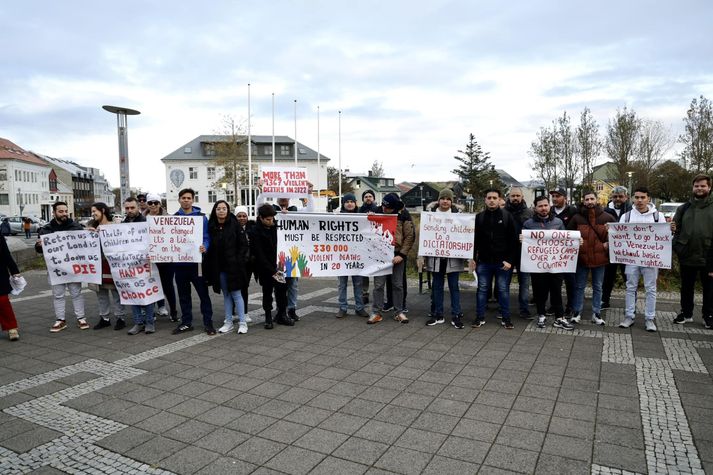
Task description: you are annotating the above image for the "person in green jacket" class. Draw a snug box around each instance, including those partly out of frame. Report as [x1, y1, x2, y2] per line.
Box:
[671, 174, 713, 328]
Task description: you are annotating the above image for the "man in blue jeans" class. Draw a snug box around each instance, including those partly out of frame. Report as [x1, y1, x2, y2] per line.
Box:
[469, 188, 519, 329]
[172, 188, 215, 335]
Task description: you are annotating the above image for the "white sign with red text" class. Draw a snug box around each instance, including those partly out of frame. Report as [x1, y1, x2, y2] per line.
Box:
[41, 230, 102, 285]
[608, 222, 672, 269]
[521, 229, 581, 273]
[260, 166, 310, 198]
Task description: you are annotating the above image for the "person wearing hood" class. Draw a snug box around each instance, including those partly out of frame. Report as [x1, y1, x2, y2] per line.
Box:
[172, 188, 215, 335]
[336, 193, 369, 319]
[505, 187, 534, 319]
[36, 201, 89, 333]
[618, 187, 663, 332]
[567, 190, 616, 325]
[358, 189, 379, 305]
[602, 186, 633, 309]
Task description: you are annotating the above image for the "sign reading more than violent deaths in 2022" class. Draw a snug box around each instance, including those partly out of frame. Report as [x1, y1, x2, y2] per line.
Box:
[520, 229, 581, 273]
[607, 222, 672, 269]
[276, 213, 396, 277]
[100, 223, 165, 305]
[418, 212, 475, 259]
[41, 230, 102, 285]
[260, 166, 310, 198]
[147, 215, 203, 263]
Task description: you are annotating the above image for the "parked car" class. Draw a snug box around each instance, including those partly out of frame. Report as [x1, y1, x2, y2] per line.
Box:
[659, 202, 685, 222]
[5, 216, 42, 235]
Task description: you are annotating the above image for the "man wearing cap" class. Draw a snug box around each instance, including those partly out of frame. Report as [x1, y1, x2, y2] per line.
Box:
[549, 187, 578, 315]
[136, 193, 149, 216]
[368, 193, 415, 324]
[602, 186, 632, 309]
[505, 187, 534, 319]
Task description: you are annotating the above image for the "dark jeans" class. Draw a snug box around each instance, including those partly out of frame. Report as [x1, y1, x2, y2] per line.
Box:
[562, 272, 575, 312]
[24, 230, 31, 239]
[156, 262, 177, 317]
[385, 258, 408, 309]
[602, 263, 626, 303]
[432, 271, 461, 317]
[680, 265, 713, 319]
[174, 265, 213, 328]
[532, 273, 563, 318]
[259, 274, 287, 323]
[476, 262, 513, 321]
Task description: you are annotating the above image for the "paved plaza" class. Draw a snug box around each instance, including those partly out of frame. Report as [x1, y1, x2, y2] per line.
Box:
[1, 270, 712, 474]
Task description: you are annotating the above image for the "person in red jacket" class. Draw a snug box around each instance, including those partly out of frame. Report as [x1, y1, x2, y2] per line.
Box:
[0, 234, 21, 341]
[567, 191, 615, 325]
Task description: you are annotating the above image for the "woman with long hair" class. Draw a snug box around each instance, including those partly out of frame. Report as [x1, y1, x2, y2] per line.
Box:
[0, 234, 21, 341]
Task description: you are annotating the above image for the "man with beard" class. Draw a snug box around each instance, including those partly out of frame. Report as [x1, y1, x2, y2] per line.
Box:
[549, 187, 578, 315]
[602, 186, 632, 309]
[35, 201, 88, 332]
[505, 187, 533, 319]
[359, 189, 379, 304]
[672, 175, 713, 328]
[567, 191, 615, 325]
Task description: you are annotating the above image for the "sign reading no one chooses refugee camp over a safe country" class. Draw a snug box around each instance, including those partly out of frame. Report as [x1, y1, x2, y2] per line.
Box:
[521, 229, 581, 273]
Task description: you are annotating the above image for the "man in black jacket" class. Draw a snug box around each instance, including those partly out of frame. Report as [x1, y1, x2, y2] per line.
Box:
[35, 201, 88, 333]
[505, 187, 533, 318]
[549, 187, 578, 315]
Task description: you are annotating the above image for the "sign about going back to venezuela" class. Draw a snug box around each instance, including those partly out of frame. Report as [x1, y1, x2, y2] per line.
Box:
[276, 213, 396, 277]
[607, 222, 672, 269]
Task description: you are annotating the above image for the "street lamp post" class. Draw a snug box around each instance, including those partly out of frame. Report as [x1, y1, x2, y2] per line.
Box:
[102, 105, 141, 205]
[627, 171, 633, 194]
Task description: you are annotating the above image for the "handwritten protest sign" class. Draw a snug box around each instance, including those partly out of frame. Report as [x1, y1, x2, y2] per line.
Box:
[260, 166, 310, 198]
[41, 230, 102, 285]
[100, 223, 164, 305]
[277, 213, 396, 277]
[521, 230, 581, 273]
[147, 215, 202, 263]
[608, 222, 672, 269]
[418, 212, 475, 259]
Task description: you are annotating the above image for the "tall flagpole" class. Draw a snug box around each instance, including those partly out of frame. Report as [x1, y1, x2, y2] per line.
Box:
[316, 106, 321, 197]
[247, 83, 252, 213]
[271, 93, 275, 164]
[338, 110, 342, 201]
[293, 99, 298, 165]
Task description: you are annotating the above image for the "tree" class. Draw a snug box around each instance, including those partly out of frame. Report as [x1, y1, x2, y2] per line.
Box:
[577, 107, 602, 189]
[554, 111, 579, 192]
[605, 107, 641, 185]
[452, 134, 502, 203]
[530, 125, 558, 192]
[211, 115, 248, 206]
[649, 160, 693, 202]
[634, 119, 673, 187]
[679, 95, 713, 173]
[327, 166, 353, 195]
[369, 160, 384, 178]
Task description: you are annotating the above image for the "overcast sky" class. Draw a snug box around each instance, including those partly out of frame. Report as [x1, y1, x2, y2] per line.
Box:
[2, 0, 712, 192]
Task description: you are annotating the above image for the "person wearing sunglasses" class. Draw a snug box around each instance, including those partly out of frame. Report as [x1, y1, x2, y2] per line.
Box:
[136, 193, 149, 216]
[146, 193, 178, 322]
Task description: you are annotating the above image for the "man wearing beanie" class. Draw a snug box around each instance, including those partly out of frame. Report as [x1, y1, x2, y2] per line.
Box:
[359, 189, 379, 304]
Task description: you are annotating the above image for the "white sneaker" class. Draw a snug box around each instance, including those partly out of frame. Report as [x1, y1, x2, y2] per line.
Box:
[619, 317, 635, 328]
[645, 320, 657, 332]
[570, 314, 581, 324]
[157, 306, 169, 316]
[245, 314, 253, 323]
[591, 314, 605, 326]
[218, 322, 234, 333]
[237, 322, 248, 334]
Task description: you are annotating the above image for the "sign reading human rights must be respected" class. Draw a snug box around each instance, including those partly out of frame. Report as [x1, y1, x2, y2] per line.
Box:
[520, 229, 581, 273]
[607, 222, 672, 269]
[276, 213, 397, 277]
[418, 212, 475, 259]
[260, 166, 310, 198]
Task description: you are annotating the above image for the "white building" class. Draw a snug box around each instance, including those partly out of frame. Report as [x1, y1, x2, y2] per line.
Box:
[0, 138, 52, 218]
[85, 166, 115, 205]
[160, 135, 330, 213]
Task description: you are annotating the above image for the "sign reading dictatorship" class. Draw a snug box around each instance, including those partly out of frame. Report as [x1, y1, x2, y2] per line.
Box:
[418, 212, 475, 259]
[260, 166, 310, 198]
[147, 215, 203, 263]
[608, 222, 672, 269]
[276, 213, 396, 277]
[100, 223, 165, 305]
[520, 229, 581, 273]
[41, 230, 102, 285]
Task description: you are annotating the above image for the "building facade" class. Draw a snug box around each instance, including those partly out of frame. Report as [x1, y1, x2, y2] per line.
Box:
[0, 138, 52, 219]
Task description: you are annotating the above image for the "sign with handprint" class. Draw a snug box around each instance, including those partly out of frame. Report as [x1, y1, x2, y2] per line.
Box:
[276, 213, 396, 277]
[260, 166, 310, 198]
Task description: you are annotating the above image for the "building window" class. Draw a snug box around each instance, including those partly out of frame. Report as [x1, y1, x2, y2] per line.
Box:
[264, 146, 272, 155]
[194, 192, 199, 203]
[0, 194, 8, 205]
[298, 148, 307, 155]
[207, 167, 216, 180]
[189, 167, 198, 179]
[184, 147, 192, 154]
[225, 190, 235, 203]
[208, 190, 217, 203]
[280, 145, 290, 156]
[596, 183, 604, 192]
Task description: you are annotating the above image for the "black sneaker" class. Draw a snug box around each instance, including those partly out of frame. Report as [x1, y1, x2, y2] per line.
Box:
[673, 313, 693, 324]
[93, 318, 111, 330]
[205, 326, 217, 336]
[553, 318, 574, 330]
[264, 322, 274, 329]
[601, 301, 611, 309]
[172, 324, 193, 334]
[426, 317, 445, 326]
[114, 318, 126, 331]
[169, 313, 179, 323]
[288, 309, 300, 322]
[537, 315, 546, 328]
[471, 319, 485, 328]
[704, 316, 713, 330]
[502, 321, 514, 330]
[451, 316, 464, 330]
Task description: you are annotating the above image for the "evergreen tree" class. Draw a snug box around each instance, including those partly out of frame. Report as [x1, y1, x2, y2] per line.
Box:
[452, 134, 502, 204]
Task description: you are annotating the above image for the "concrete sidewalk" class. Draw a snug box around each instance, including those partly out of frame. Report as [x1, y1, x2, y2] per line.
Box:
[1, 270, 712, 474]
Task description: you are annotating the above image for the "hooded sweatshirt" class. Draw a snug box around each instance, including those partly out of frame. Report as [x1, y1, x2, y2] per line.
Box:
[619, 204, 661, 224]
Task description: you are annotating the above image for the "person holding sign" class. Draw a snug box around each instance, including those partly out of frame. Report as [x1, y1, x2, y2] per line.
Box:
[618, 187, 663, 332]
[35, 201, 89, 333]
[336, 193, 369, 319]
[205, 201, 250, 334]
[0, 234, 21, 341]
[522, 195, 574, 330]
[146, 193, 178, 322]
[359, 189, 379, 304]
[567, 191, 616, 325]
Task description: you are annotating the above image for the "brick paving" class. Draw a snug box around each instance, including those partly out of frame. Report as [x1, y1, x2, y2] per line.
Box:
[1, 270, 712, 474]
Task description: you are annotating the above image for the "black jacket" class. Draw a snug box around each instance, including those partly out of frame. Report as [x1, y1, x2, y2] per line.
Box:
[552, 204, 578, 229]
[123, 213, 146, 223]
[35, 218, 84, 254]
[205, 215, 249, 293]
[0, 235, 20, 296]
[474, 207, 519, 265]
[249, 221, 278, 278]
[504, 200, 533, 233]
[359, 202, 379, 213]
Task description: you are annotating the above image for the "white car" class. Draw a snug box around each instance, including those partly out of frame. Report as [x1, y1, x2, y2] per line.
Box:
[659, 202, 685, 222]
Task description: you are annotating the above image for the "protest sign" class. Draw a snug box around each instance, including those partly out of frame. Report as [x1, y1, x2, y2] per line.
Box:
[277, 213, 396, 277]
[521, 229, 581, 273]
[147, 215, 203, 263]
[260, 166, 310, 198]
[608, 222, 672, 269]
[418, 212, 475, 259]
[100, 223, 164, 305]
[41, 230, 102, 285]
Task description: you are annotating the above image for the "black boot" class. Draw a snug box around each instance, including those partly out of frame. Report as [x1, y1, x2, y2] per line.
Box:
[276, 309, 294, 326]
[288, 308, 299, 322]
[264, 311, 273, 329]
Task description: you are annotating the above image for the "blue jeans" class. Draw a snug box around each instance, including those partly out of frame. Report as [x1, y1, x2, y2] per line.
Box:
[131, 304, 155, 325]
[287, 277, 298, 310]
[174, 264, 213, 328]
[476, 263, 512, 321]
[220, 272, 245, 324]
[338, 276, 364, 312]
[432, 271, 461, 317]
[573, 265, 605, 315]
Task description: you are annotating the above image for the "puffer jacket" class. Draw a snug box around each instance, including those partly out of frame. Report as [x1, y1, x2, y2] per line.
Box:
[567, 205, 615, 267]
[424, 205, 468, 273]
[673, 194, 713, 267]
[394, 209, 415, 259]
